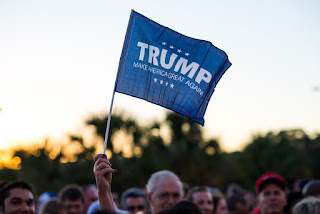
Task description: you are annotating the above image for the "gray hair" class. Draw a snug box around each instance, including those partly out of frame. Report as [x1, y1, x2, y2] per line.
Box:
[146, 170, 182, 194]
[293, 196, 320, 214]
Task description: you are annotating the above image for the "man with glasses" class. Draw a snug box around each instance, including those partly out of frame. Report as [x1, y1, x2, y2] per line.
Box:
[120, 188, 149, 214]
[146, 170, 183, 214]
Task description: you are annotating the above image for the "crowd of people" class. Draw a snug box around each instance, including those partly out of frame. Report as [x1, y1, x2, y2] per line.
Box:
[1, 153, 320, 214]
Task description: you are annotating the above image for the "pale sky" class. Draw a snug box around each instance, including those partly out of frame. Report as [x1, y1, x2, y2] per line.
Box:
[0, 0, 319, 152]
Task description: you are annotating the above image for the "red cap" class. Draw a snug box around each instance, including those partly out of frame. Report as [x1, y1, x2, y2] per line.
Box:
[255, 172, 286, 194]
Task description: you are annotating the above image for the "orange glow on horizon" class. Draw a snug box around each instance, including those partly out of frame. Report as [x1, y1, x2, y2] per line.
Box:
[0, 150, 21, 170]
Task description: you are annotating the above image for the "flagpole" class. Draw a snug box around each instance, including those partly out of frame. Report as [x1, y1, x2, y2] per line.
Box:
[103, 88, 116, 154]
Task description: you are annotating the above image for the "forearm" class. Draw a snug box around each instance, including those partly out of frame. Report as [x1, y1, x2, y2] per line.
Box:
[98, 189, 116, 212]
[94, 154, 117, 213]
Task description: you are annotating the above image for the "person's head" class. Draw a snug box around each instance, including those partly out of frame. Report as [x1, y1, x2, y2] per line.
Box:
[146, 170, 183, 214]
[91, 211, 116, 214]
[157, 200, 202, 214]
[83, 185, 98, 212]
[212, 193, 229, 214]
[59, 184, 85, 214]
[284, 191, 303, 214]
[120, 188, 148, 214]
[0, 182, 8, 190]
[226, 194, 248, 214]
[292, 196, 320, 214]
[243, 192, 256, 212]
[226, 184, 244, 198]
[36, 191, 58, 213]
[39, 198, 68, 214]
[186, 186, 213, 214]
[302, 180, 320, 198]
[255, 172, 287, 214]
[0, 181, 35, 214]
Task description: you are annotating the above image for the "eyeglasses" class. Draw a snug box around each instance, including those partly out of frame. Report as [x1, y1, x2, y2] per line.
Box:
[127, 205, 146, 211]
[155, 192, 181, 201]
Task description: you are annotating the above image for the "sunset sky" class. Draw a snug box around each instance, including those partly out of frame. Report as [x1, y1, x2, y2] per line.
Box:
[0, 0, 319, 153]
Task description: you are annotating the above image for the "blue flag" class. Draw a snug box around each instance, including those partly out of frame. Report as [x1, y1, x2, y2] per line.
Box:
[115, 10, 231, 125]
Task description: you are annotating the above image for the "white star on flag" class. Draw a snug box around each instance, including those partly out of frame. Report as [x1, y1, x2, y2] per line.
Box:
[162, 42, 167, 45]
[154, 78, 158, 82]
[165, 82, 169, 86]
[185, 53, 190, 56]
[170, 83, 174, 88]
[170, 45, 174, 49]
[177, 49, 182, 53]
[160, 80, 163, 84]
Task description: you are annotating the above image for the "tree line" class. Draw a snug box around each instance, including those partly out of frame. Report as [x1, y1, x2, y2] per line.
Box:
[0, 112, 319, 196]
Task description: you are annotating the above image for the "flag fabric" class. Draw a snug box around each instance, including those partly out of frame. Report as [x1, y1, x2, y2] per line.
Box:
[115, 10, 231, 125]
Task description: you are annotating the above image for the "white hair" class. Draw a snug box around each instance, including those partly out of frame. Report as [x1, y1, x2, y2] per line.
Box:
[293, 196, 320, 214]
[146, 170, 182, 194]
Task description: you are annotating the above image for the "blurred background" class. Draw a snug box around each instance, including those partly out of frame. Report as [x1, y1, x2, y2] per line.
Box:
[0, 0, 319, 195]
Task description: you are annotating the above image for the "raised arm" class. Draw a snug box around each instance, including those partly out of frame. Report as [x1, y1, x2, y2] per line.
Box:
[93, 154, 117, 213]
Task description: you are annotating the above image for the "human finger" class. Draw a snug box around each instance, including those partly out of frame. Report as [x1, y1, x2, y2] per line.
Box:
[94, 157, 116, 174]
[94, 153, 108, 162]
[94, 156, 111, 168]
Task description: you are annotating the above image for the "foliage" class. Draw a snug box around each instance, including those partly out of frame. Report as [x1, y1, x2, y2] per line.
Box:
[221, 129, 314, 192]
[0, 112, 319, 196]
